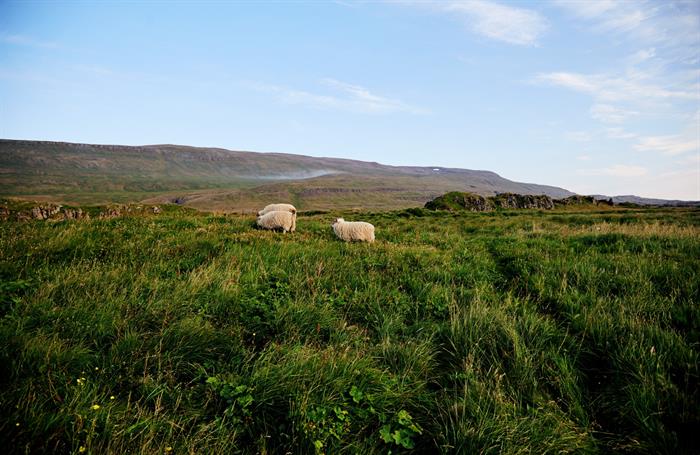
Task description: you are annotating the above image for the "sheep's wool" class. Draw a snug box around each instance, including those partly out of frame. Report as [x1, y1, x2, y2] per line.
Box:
[331, 218, 375, 242]
[257, 210, 296, 233]
[257, 203, 297, 231]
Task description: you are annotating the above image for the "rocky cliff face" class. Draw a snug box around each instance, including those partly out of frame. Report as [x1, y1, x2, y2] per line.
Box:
[0, 202, 163, 222]
[0, 204, 89, 221]
[492, 193, 554, 210]
[556, 195, 613, 206]
[425, 192, 554, 211]
[424, 192, 608, 212]
[424, 192, 495, 211]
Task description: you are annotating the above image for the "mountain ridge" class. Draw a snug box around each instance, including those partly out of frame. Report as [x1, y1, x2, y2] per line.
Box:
[2, 139, 696, 210]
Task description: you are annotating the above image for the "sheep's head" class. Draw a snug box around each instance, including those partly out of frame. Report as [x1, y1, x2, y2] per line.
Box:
[331, 217, 344, 226]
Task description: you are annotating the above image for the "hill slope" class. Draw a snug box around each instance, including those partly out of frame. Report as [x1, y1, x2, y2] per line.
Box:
[0, 139, 574, 210]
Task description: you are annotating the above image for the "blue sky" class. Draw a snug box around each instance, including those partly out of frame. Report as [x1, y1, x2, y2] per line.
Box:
[1, 0, 698, 199]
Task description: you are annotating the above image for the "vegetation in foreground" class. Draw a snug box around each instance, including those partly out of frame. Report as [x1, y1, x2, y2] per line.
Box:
[0, 205, 698, 454]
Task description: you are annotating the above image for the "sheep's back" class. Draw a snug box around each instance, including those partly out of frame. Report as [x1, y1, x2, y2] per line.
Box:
[333, 221, 374, 241]
[257, 210, 294, 231]
[258, 204, 297, 216]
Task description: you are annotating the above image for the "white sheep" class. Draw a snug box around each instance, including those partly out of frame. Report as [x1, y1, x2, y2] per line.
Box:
[258, 203, 296, 216]
[256, 210, 296, 233]
[331, 218, 375, 242]
[258, 203, 297, 231]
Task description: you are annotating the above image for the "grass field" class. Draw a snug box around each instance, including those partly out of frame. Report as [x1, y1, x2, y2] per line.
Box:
[1, 206, 698, 454]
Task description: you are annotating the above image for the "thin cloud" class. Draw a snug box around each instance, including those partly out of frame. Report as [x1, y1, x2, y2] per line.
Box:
[397, 0, 548, 46]
[536, 71, 700, 102]
[553, 0, 655, 41]
[444, 0, 548, 46]
[634, 135, 698, 156]
[249, 79, 428, 115]
[543, 0, 700, 166]
[557, 0, 700, 65]
[605, 127, 637, 140]
[578, 164, 648, 177]
[590, 104, 639, 124]
[627, 47, 656, 65]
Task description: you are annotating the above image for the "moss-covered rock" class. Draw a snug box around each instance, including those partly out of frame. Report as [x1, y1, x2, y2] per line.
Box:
[555, 195, 613, 206]
[491, 193, 554, 209]
[425, 192, 554, 211]
[425, 192, 611, 212]
[424, 192, 494, 212]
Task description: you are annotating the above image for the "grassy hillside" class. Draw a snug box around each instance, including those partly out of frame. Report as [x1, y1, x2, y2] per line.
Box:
[0, 139, 574, 210]
[1, 206, 698, 453]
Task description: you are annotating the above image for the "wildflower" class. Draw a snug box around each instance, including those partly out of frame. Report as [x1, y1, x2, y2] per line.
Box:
[91, 404, 100, 410]
[165, 447, 173, 452]
[95, 367, 99, 371]
[15, 422, 20, 427]
[79, 447, 86, 453]
[110, 395, 116, 400]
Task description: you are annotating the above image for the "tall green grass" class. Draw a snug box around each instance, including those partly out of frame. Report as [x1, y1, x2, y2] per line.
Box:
[0, 207, 698, 453]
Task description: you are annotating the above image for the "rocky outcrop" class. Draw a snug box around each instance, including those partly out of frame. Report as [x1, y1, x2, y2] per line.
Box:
[31, 205, 62, 220]
[0, 204, 91, 222]
[555, 195, 612, 206]
[63, 208, 85, 219]
[0, 203, 164, 222]
[99, 205, 161, 218]
[425, 191, 603, 212]
[492, 193, 554, 210]
[424, 192, 494, 212]
[99, 207, 123, 218]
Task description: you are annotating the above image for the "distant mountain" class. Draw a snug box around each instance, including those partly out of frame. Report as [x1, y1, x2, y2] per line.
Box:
[591, 195, 700, 207]
[0, 139, 576, 211]
[4, 139, 695, 211]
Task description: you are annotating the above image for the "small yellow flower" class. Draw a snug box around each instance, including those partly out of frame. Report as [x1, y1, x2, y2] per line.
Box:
[165, 447, 173, 452]
[94, 367, 99, 371]
[79, 446, 86, 453]
[110, 395, 116, 400]
[91, 404, 100, 410]
[15, 422, 20, 427]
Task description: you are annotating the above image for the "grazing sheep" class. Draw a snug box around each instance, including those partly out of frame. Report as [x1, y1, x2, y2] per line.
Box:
[258, 203, 296, 216]
[256, 210, 296, 233]
[331, 218, 375, 242]
[258, 203, 297, 231]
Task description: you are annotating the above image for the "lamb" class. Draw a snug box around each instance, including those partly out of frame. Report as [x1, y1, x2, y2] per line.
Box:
[256, 210, 296, 233]
[258, 203, 297, 231]
[331, 218, 375, 242]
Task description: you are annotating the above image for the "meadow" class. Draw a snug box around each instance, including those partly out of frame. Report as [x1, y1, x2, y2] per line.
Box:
[0, 205, 698, 454]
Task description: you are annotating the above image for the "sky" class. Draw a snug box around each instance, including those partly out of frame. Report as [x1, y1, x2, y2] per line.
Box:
[1, 0, 699, 200]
